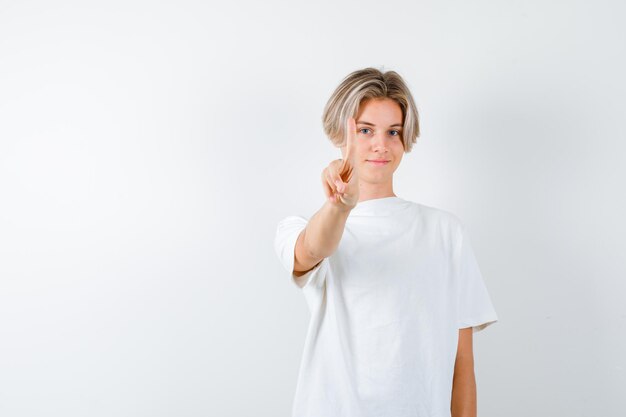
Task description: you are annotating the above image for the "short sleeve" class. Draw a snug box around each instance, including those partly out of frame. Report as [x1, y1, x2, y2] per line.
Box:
[274, 215, 329, 291]
[455, 223, 499, 333]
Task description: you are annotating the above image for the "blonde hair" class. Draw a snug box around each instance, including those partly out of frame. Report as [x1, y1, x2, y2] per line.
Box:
[322, 67, 420, 153]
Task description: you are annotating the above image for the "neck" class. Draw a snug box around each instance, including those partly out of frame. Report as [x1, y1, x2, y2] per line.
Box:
[357, 184, 396, 203]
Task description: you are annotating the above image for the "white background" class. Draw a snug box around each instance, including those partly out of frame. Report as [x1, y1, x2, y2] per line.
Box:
[1, 1, 625, 416]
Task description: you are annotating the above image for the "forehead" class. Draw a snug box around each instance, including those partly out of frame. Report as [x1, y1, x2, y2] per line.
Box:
[356, 98, 403, 125]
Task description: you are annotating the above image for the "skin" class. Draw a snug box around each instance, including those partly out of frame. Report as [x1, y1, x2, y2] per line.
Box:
[302, 98, 477, 415]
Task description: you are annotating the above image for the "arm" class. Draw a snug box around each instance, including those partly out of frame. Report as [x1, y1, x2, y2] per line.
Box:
[293, 201, 351, 277]
[451, 327, 477, 417]
[294, 116, 360, 277]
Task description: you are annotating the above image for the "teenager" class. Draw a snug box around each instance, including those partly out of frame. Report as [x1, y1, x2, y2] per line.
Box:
[274, 67, 498, 417]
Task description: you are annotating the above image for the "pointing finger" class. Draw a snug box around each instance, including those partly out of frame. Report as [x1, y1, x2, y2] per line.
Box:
[344, 117, 357, 166]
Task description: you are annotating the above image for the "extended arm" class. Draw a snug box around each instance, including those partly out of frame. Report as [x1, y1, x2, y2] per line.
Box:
[293, 201, 351, 277]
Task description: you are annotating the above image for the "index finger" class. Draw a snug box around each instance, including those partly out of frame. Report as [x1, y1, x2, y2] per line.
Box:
[342, 117, 357, 171]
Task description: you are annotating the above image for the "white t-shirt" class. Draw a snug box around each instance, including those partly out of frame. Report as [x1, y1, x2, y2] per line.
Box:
[274, 196, 498, 417]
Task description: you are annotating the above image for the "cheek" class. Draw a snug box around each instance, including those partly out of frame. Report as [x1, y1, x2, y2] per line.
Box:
[355, 144, 368, 160]
[393, 141, 405, 155]
[392, 148, 404, 165]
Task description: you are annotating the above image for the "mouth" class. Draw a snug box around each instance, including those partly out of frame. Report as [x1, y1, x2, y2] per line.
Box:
[366, 160, 390, 166]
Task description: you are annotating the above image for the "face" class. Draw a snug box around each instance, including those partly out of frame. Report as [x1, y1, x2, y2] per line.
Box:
[340, 97, 405, 186]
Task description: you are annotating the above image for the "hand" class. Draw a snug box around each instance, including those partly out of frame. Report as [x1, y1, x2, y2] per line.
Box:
[321, 117, 360, 210]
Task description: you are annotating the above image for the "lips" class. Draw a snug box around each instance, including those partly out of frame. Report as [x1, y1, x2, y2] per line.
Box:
[367, 159, 390, 166]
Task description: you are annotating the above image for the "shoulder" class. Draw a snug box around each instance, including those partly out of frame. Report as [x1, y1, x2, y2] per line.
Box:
[276, 215, 308, 227]
[275, 215, 309, 242]
[407, 201, 464, 231]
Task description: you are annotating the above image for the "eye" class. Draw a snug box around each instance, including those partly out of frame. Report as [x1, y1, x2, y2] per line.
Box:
[359, 128, 371, 134]
[389, 130, 401, 136]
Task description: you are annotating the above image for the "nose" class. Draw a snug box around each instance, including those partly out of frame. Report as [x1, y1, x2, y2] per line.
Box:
[371, 132, 389, 152]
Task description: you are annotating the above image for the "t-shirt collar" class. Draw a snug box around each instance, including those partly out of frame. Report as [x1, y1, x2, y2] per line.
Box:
[349, 196, 408, 216]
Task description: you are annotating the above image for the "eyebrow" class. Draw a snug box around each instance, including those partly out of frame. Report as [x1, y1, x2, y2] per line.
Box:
[356, 120, 403, 128]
